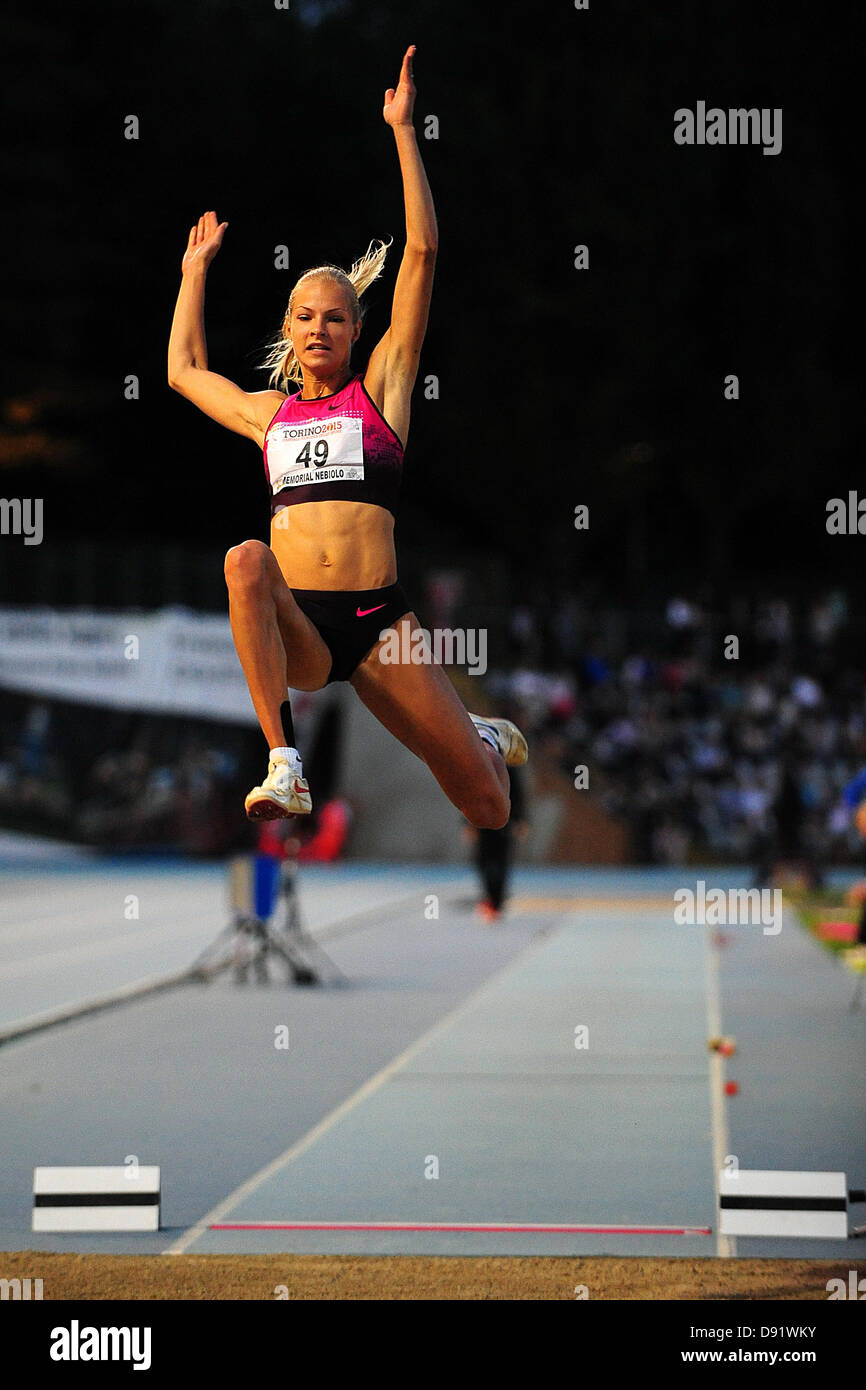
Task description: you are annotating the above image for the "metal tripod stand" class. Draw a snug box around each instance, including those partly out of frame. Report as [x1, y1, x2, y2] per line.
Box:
[188, 852, 345, 987]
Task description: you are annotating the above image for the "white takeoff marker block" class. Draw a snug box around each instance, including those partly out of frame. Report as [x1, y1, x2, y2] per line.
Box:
[33, 1166, 160, 1232]
[719, 1169, 848, 1239]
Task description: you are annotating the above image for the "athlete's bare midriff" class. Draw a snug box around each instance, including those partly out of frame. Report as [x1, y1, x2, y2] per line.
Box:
[270, 498, 398, 591]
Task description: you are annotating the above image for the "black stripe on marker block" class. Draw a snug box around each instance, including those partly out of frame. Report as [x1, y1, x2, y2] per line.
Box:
[33, 1193, 159, 1207]
[720, 1196, 846, 1212]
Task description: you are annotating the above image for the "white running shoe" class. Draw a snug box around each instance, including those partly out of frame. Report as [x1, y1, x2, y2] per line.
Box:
[244, 755, 312, 821]
[469, 714, 529, 767]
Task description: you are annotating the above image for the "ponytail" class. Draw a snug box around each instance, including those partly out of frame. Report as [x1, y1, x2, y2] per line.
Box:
[260, 237, 393, 392]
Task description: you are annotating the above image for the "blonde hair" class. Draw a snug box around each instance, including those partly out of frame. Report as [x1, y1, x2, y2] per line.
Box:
[261, 237, 393, 392]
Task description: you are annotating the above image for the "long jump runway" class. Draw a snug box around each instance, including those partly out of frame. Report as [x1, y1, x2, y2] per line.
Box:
[0, 861, 863, 1261]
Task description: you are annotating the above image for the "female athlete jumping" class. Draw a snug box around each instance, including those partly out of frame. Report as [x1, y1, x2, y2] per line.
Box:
[168, 45, 527, 830]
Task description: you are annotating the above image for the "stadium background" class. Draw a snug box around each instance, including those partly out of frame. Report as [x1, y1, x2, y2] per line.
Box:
[0, 0, 858, 871]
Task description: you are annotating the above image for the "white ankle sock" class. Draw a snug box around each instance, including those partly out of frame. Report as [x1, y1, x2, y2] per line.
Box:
[270, 745, 300, 766]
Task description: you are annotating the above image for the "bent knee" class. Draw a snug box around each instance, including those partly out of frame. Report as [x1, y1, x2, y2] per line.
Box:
[224, 539, 273, 590]
[466, 791, 510, 831]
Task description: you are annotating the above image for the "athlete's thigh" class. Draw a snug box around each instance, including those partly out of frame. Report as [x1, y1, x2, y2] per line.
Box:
[349, 613, 492, 781]
[262, 550, 332, 690]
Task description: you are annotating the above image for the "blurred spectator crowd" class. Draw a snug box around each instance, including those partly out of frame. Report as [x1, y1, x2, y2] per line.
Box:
[0, 700, 250, 854]
[2, 587, 865, 868]
[483, 588, 866, 869]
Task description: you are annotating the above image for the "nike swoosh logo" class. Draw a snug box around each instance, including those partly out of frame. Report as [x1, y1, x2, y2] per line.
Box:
[293, 779, 307, 795]
[327, 402, 342, 410]
[356, 603, 387, 617]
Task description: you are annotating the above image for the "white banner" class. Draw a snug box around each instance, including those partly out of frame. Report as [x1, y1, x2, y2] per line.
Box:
[0, 607, 259, 725]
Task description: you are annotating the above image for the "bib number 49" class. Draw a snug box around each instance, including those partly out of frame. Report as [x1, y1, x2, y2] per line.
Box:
[296, 439, 329, 468]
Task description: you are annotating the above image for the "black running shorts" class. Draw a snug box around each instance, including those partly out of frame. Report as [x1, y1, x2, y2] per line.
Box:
[289, 581, 413, 684]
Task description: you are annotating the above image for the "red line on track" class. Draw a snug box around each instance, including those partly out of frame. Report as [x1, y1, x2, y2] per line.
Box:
[209, 1221, 712, 1236]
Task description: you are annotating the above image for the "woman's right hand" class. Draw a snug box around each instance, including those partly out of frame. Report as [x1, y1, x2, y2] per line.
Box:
[181, 210, 228, 275]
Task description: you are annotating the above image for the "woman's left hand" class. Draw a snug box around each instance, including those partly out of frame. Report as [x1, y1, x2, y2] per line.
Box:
[383, 45, 417, 127]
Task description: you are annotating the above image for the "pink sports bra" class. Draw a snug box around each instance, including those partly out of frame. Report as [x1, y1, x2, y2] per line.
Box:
[263, 373, 403, 519]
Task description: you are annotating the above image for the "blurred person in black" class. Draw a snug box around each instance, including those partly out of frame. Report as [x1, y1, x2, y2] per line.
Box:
[753, 733, 823, 890]
[464, 764, 529, 923]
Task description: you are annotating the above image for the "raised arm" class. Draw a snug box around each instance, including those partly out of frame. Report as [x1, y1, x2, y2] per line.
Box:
[364, 47, 438, 444]
[168, 211, 284, 446]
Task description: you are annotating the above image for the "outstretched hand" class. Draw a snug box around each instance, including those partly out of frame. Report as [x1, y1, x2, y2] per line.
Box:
[181, 210, 228, 275]
[383, 45, 417, 127]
